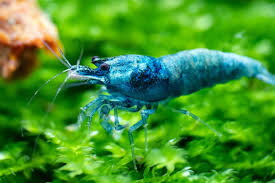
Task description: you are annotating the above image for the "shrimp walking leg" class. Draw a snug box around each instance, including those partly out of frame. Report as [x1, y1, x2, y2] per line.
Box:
[99, 105, 113, 133]
[77, 95, 111, 129]
[113, 105, 143, 131]
[114, 108, 125, 131]
[100, 118, 113, 133]
[78, 97, 137, 132]
[128, 109, 155, 170]
[144, 123, 148, 152]
[172, 108, 222, 136]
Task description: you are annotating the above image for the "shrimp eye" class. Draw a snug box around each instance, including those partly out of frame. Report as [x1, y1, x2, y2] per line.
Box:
[100, 63, 109, 71]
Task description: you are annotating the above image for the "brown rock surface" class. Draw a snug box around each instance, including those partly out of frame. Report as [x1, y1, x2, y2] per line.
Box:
[0, 0, 59, 80]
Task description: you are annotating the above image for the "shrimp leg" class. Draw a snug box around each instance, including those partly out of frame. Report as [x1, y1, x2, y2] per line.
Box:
[99, 105, 113, 133]
[172, 108, 222, 137]
[77, 95, 111, 129]
[128, 109, 155, 170]
[79, 97, 138, 132]
[113, 104, 143, 131]
[113, 107, 125, 131]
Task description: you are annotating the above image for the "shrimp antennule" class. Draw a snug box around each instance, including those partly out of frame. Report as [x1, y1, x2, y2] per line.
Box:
[42, 41, 71, 68]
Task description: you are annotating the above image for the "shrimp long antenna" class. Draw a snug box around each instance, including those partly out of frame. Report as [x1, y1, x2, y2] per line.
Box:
[27, 68, 71, 105]
[47, 75, 70, 112]
[31, 75, 70, 159]
[42, 41, 70, 68]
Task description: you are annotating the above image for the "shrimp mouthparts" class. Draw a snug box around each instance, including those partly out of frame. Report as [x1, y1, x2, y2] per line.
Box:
[68, 68, 105, 83]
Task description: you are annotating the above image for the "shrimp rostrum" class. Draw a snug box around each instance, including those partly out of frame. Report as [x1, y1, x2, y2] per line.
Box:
[43, 47, 275, 169]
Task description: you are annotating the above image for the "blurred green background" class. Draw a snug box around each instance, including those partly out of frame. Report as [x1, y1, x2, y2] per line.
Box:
[0, 0, 275, 182]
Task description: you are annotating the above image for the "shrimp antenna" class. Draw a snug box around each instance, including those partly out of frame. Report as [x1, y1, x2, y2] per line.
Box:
[27, 68, 71, 105]
[42, 41, 70, 68]
[57, 46, 72, 68]
[31, 75, 70, 160]
[47, 75, 70, 113]
[76, 46, 84, 69]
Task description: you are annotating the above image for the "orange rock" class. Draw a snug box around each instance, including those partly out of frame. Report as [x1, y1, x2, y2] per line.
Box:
[0, 0, 60, 80]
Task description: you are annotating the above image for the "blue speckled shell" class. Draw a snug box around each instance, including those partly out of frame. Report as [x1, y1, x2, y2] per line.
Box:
[160, 49, 263, 97]
[103, 49, 273, 103]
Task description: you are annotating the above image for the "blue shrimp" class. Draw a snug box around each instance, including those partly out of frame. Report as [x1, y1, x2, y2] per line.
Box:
[65, 48, 275, 169]
[41, 45, 275, 170]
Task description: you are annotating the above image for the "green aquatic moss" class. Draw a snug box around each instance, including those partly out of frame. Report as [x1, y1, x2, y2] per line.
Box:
[0, 0, 274, 182]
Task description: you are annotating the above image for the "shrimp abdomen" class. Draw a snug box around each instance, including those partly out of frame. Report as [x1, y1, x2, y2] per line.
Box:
[160, 48, 274, 97]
